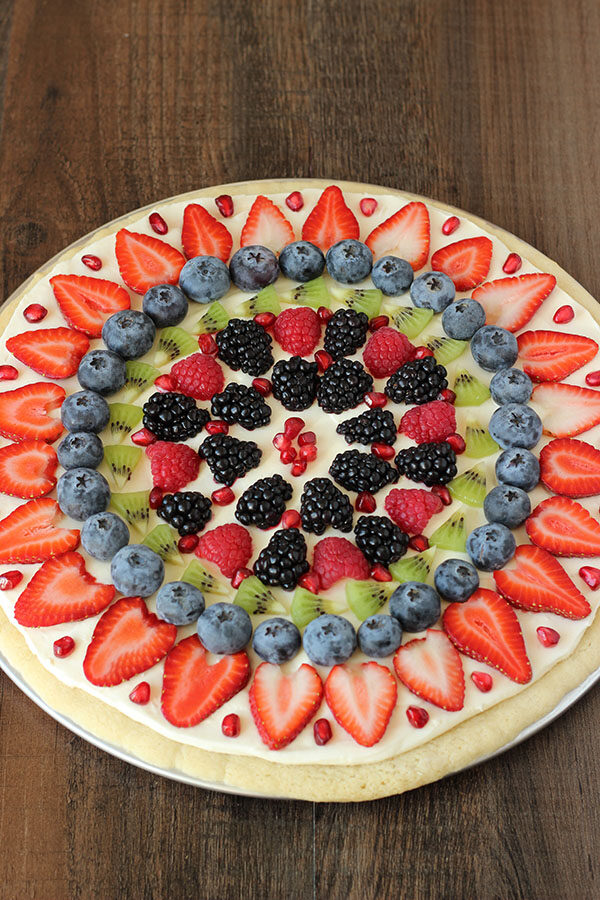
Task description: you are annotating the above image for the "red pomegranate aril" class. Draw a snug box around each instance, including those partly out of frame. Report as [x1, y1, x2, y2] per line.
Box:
[372, 442, 395, 460]
[318, 306, 333, 324]
[471, 671, 493, 693]
[553, 304, 574, 325]
[431, 485, 452, 506]
[198, 333, 218, 355]
[579, 565, 600, 590]
[205, 420, 229, 436]
[129, 682, 151, 705]
[24, 304, 47, 323]
[254, 311, 276, 329]
[414, 346, 434, 359]
[355, 491, 376, 513]
[154, 373, 175, 392]
[280, 447, 298, 464]
[131, 427, 156, 446]
[149, 487, 163, 509]
[315, 349, 333, 372]
[368, 315, 389, 332]
[291, 460, 307, 477]
[299, 571, 321, 593]
[273, 432, 291, 451]
[53, 636, 75, 658]
[0, 570, 23, 590]
[439, 388, 456, 404]
[364, 391, 387, 409]
[299, 443, 317, 462]
[149, 212, 168, 235]
[371, 564, 392, 582]
[409, 535, 429, 552]
[281, 509, 302, 529]
[0, 365, 18, 381]
[222, 713, 241, 737]
[314, 718, 333, 745]
[285, 191, 304, 212]
[359, 198, 378, 217]
[502, 252, 522, 274]
[446, 433, 466, 454]
[537, 626, 560, 647]
[585, 371, 600, 387]
[252, 377, 272, 396]
[442, 216, 460, 236]
[231, 567, 252, 589]
[215, 194, 234, 217]
[82, 254, 102, 271]
[406, 706, 429, 729]
[212, 486, 235, 506]
[284, 416, 305, 439]
[178, 534, 199, 554]
[298, 431, 316, 446]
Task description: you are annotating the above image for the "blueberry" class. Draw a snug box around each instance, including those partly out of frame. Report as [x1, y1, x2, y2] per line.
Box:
[442, 299, 486, 340]
[495, 448, 540, 491]
[371, 256, 414, 296]
[434, 558, 479, 602]
[57, 432, 104, 469]
[252, 617, 301, 664]
[229, 245, 279, 292]
[156, 581, 205, 625]
[143, 283, 189, 326]
[489, 403, 542, 449]
[410, 271, 456, 313]
[389, 582, 441, 632]
[470, 325, 518, 372]
[179, 256, 231, 304]
[61, 390, 110, 433]
[466, 523, 516, 571]
[102, 310, 156, 360]
[490, 368, 533, 405]
[279, 241, 325, 283]
[357, 614, 403, 658]
[196, 602, 252, 654]
[483, 484, 531, 528]
[77, 350, 127, 396]
[302, 614, 357, 666]
[325, 239, 373, 284]
[81, 512, 130, 560]
[57, 467, 111, 521]
[110, 544, 165, 597]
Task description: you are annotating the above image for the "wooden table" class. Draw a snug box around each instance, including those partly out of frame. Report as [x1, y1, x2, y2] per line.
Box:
[1, 1, 599, 897]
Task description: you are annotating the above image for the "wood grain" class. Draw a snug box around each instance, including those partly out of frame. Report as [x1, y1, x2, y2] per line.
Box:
[1, 0, 600, 898]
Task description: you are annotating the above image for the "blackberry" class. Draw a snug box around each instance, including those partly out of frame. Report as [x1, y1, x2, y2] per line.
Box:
[235, 475, 293, 530]
[354, 515, 409, 566]
[323, 308, 369, 359]
[211, 383, 271, 430]
[198, 434, 261, 486]
[329, 449, 398, 493]
[299, 477, 354, 535]
[336, 408, 397, 446]
[215, 318, 273, 376]
[317, 358, 373, 414]
[253, 528, 309, 590]
[142, 392, 209, 441]
[271, 356, 319, 411]
[385, 356, 448, 405]
[395, 441, 457, 486]
[158, 491, 212, 535]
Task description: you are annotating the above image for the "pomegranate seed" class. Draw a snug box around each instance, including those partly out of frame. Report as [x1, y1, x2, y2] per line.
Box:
[299, 443, 317, 462]
[315, 349, 333, 372]
[442, 216, 460, 236]
[82, 254, 102, 271]
[254, 311, 276, 329]
[212, 486, 235, 505]
[368, 315, 389, 332]
[131, 427, 156, 446]
[364, 391, 387, 409]
[198, 334, 218, 355]
[406, 706, 429, 729]
[298, 431, 316, 446]
[231, 567, 252, 588]
[0, 570, 23, 590]
[553, 304, 574, 325]
[281, 509, 302, 529]
[53, 636, 75, 658]
[0, 365, 18, 381]
[222, 712, 241, 737]
[431, 484, 452, 506]
[414, 346, 434, 359]
[446, 433, 466, 454]
[284, 417, 305, 439]
[205, 420, 229, 436]
[291, 460, 307, 477]
[252, 377, 272, 396]
[298, 572, 321, 593]
[154, 373, 175, 392]
[273, 433, 291, 451]
[318, 306, 333, 324]
[409, 535, 429, 552]
[149, 487, 163, 509]
[439, 388, 456, 404]
[285, 191, 304, 212]
[502, 252, 522, 274]
[371, 564, 392, 582]
[580, 565, 600, 590]
[178, 534, 199, 554]
[355, 491, 376, 513]
[215, 194, 234, 217]
[129, 682, 151, 704]
[24, 303, 47, 323]
[372, 442, 395, 460]
[585, 371, 600, 387]
[359, 198, 378, 217]
[471, 671, 493, 692]
[149, 212, 168, 235]
[537, 626, 560, 647]
[280, 447, 298, 464]
[314, 718, 333, 745]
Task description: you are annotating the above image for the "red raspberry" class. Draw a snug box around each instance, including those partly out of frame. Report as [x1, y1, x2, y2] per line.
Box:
[399, 401, 456, 444]
[170, 352, 224, 400]
[196, 523, 252, 578]
[362, 327, 414, 378]
[384, 489, 443, 534]
[273, 307, 321, 356]
[146, 441, 200, 492]
[312, 537, 370, 590]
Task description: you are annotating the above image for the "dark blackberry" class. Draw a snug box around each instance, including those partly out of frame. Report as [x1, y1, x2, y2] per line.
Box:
[215, 318, 273, 376]
[210, 383, 271, 430]
[253, 528, 309, 590]
[198, 434, 261, 486]
[329, 449, 398, 493]
[354, 515, 409, 566]
[336, 408, 397, 446]
[142, 392, 209, 441]
[235, 475, 293, 530]
[385, 356, 448, 405]
[271, 356, 319, 411]
[317, 358, 373, 414]
[395, 441, 457, 486]
[323, 308, 369, 359]
[299, 477, 354, 535]
[158, 491, 212, 535]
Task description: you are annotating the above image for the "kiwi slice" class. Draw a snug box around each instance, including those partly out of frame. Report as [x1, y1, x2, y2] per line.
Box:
[181, 559, 229, 596]
[192, 301, 229, 335]
[290, 586, 346, 629]
[142, 524, 182, 565]
[429, 510, 467, 552]
[389, 547, 436, 584]
[332, 286, 382, 319]
[234, 575, 286, 615]
[448, 464, 487, 507]
[346, 580, 393, 621]
[237, 285, 282, 317]
[122, 361, 160, 402]
[453, 370, 490, 407]
[106, 403, 143, 442]
[387, 306, 433, 340]
[424, 335, 467, 365]
[103, 445, 142, 490]
[281, 276, 331, 308]
[110, 490, 150, 535]
[154, 326, 198, 366]
[464, 422, 500, 458]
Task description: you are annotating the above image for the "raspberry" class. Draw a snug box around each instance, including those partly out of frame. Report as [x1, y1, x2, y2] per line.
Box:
[273, 307, 321, 356]
[170, 353, 224, 400]
[399, 401, 456, 444]
[363, 327, 415, 378]
[312, 536, 370, 589]
[384, 489, 443, 534]
[145, 441, 200, 492]
[196, 523, 252, 578]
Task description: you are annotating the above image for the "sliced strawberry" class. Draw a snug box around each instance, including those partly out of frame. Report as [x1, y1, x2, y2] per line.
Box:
[0, 498, 79, 564]
[0, 382, 65, 443]
[365, 201, 430, 270]
[443, 588, 532, 684]
[393, 629, 464, 711]
[83, 596, 177, 687]
[0, 440, 58, 498]
[6, 327, 90, 378]
[240, 195, 295, 253]
[301, 185, 359, 252]
[14, 551, 114, 626]
[494, 544, 591, 620]
[472, 273, 556, 332]
[532, 383, 600, 438]
[115, 229, 185, 295]
[50, 274, 130, 338]
[250, 662, 323, 750]
[161, 634, 250, 727]
[324, 661, 397, 747]
[526, 496, 600, 557]
[430, 237, 492, 291]
[516, 330, 598, 382]
[181, 203, 233, 262]
[539, 438, 600, 497]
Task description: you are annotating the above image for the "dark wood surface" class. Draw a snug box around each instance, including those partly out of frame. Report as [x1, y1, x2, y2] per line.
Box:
[1, 1, 599, 897]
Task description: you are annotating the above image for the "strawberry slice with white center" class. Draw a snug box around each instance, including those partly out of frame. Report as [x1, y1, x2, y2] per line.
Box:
[494, 544, 590, 620]
[516, 330, 598, 382]
[393, 629, 464, 712]
[115, 229, 186, 295]
[6, 327, 90, 378]
[83, 596, 177, 687]
[250, 662, 323, 750]
[301, 185, 360, 251]
[325, 661, 397, 746]
[0, 440, 58, 498]
[365, 201, 430, 270]
[50, 274, 131, 338]
[161, 634, 250, 727]
[525, 496, 600, 557]
[443, 588, 532, 684]
[472, 273, 556, 332]
[240, 195, 295, 253]
[539, 438, 600, 497]
[0, 382, 65, 443]
[14, 551, 115, 626]
[181, 203, 233, 262]
[0, 498, 79, 564]
[430, 236, 493, 291]
[532, 383, 600, 437]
